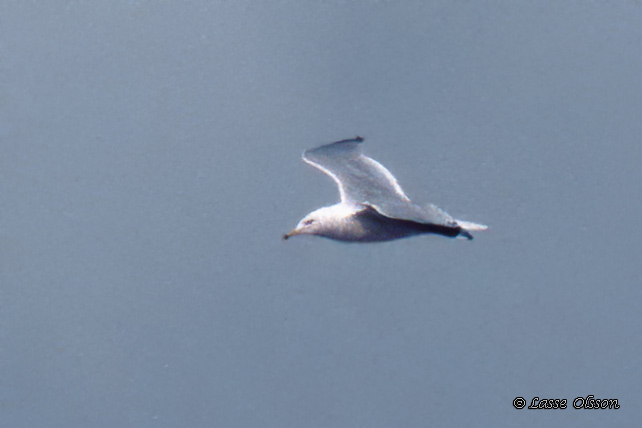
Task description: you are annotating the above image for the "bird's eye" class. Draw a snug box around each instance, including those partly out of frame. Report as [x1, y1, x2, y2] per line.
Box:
[303, 219, 315, 226]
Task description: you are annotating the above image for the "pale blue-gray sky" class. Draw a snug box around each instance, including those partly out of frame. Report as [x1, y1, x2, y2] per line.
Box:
[2, 1, 641, 426]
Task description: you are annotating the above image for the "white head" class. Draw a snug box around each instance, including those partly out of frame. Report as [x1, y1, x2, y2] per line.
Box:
[283, 204, 354, 240]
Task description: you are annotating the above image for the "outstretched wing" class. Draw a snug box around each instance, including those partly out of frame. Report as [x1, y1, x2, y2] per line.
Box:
[302, 137, 410, 204]
[366, 200, 459, 229]
[302, 137, 487, 238]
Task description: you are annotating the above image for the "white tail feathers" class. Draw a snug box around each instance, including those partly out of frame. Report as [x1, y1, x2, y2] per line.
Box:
[456, 219, 488, 232]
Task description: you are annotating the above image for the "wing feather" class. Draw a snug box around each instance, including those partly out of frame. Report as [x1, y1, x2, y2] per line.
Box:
[302, 137, 409, 204]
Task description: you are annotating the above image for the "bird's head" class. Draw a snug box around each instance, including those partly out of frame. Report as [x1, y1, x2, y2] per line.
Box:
[283, 205, 352, 240]
[282, 208, 328, 240]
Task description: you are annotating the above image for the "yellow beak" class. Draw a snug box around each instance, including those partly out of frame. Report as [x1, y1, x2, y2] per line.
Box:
[282, 229, 300, 240]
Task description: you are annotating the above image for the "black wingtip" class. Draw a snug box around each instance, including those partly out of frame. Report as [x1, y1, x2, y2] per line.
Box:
[334, 136, 364, 144]
[462, 231, 474, 240]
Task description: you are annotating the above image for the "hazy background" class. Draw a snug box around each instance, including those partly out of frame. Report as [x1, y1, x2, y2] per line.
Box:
[2, 1, 641, 426]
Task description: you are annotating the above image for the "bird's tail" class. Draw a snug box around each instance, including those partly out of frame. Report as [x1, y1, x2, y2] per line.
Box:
[455, 219, 488, 240]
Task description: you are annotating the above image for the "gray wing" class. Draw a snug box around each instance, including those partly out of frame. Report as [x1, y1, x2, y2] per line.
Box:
[303, 137, 458, 228]
[302, 137, 410, 205]
[303, 137, 457, 227]
[366, 199, 459, 228]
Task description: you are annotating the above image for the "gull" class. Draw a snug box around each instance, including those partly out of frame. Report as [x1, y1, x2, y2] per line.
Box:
[283, 137, 487, 242]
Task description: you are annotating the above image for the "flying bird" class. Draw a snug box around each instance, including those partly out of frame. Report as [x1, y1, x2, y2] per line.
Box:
[283, 137, 487, 242]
